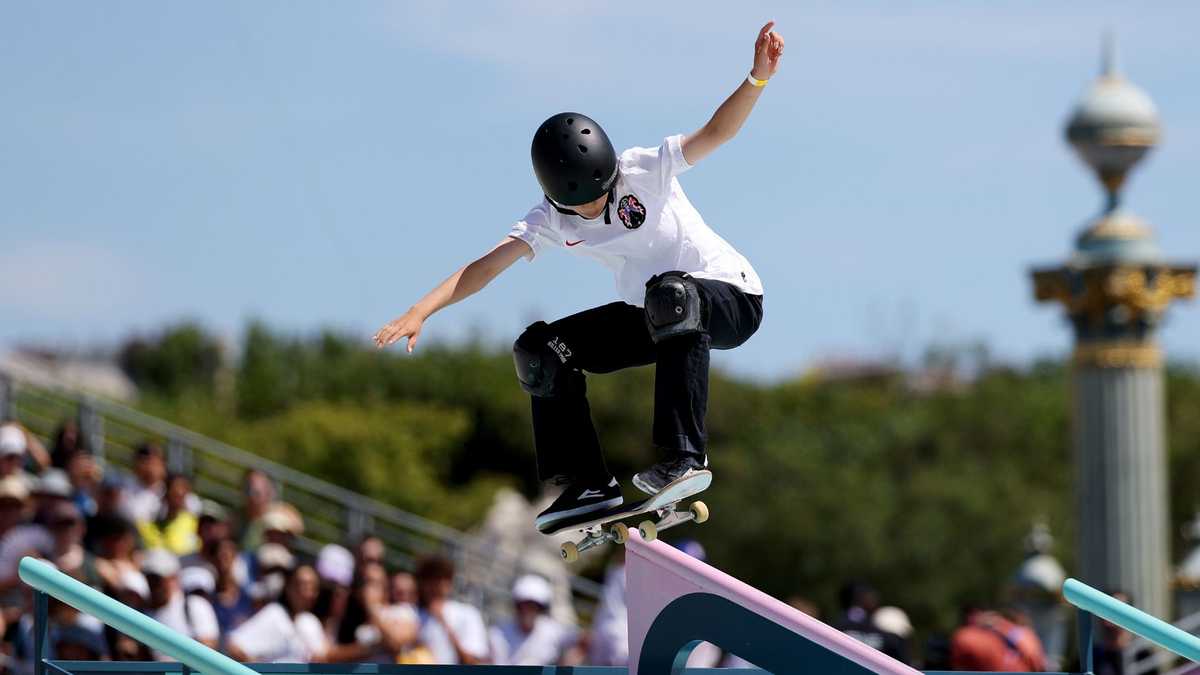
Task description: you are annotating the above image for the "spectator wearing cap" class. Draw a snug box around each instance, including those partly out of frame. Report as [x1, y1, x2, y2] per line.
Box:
[120, 442, 168, 525]
[414, 555, 488, 664]
[238, 469, 276, 550]
[329, 562, 420, 663]
[251, 542, 295, 604]
[228, 564, 328, 663]
[260, 502, 304, 548]
[874, 606, 914, 644]
[490, 574, 577, 666]
[210, 538, 255, 639]
[91, 515, 150, 603]
[0, 423, 38, 492]
[834, 581, 910, 664]
[142, 549, 220, 655]
[314, 544, 355, 639]
[180, 502, 246, 584]
[0, 475, 30, 540]
[137, 474, 199, 556]
[0, 501, 93, 595]
[0, 479, 26, 632]
[32, 469, 75, 512]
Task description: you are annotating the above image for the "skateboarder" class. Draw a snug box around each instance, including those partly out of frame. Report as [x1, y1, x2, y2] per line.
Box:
[374, 21, 783, 532]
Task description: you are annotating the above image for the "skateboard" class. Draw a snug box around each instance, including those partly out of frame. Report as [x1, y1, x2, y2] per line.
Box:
[551, 471, 712, 563]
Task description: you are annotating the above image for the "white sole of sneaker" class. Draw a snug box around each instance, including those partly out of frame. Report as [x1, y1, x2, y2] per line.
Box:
[535, 495, 624, 531]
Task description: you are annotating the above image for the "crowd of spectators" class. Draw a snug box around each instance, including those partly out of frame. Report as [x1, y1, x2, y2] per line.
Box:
[0, 419, 1145, 672]
[0, 420, 593, 671]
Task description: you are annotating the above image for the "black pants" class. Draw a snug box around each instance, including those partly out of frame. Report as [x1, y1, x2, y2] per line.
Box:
[519, 277, 763, 485]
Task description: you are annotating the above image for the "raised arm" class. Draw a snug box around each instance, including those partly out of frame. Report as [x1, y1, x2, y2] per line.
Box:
[373, 236, 530, 352]
[681, 21, 785, 166]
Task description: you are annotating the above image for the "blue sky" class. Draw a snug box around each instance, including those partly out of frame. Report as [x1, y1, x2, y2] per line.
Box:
[3, 1, 1198, 380]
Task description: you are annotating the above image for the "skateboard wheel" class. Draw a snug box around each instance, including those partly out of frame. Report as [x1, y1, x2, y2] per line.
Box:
[690, 501, 709, 524]
[560, 542, 579, 563]
[610, 522, 629, 545]
[638, 520, 658, 542]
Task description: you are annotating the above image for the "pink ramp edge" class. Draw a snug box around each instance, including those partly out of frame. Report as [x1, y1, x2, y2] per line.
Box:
[625, 532, 921, 674]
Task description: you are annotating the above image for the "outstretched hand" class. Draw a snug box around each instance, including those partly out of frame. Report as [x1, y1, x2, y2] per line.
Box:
[752, 21, 784, 81]
[373, 309, 424, 352]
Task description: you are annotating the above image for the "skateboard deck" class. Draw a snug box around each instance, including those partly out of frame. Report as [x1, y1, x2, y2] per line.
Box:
[549, 470, 712, 562]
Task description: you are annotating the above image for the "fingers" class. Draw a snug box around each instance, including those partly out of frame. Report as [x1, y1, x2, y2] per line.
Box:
[373, 321, 411, 349]
[757, 22, 773, 51]
[407, 327, 421, 353]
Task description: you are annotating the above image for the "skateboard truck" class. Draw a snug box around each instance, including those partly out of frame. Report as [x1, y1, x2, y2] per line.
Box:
[559, 500, 709, 563]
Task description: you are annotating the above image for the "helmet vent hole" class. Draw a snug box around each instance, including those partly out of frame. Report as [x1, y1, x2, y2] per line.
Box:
[567, 181, 578, 192]
[566, 118, 574, 125]
[593, 169, 602, 179]
[578, 145, 588, 153]
[561, 133, 568, 140]
[581, 128, 591, 135]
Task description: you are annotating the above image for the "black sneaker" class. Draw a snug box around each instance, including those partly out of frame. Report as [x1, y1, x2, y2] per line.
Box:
[632, 455, 709, 495]
[535, 478, 623, 533]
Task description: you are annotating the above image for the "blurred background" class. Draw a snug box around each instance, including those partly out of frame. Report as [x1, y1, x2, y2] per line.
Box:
[1, 1, 1198, 672]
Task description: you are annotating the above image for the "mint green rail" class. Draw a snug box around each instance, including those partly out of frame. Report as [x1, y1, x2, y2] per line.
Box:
[19, 557, 256, 675]
[1063, 578, 1200, 664]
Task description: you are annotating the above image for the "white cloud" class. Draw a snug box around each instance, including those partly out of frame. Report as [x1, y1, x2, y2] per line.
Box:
[0, 241, 143, 319]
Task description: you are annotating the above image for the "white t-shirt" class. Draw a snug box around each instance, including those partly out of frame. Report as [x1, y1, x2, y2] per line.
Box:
[489, 615, 578, 666]
[150, 592, 220, 659]
[508, 134, 763, 307]
[418, 600, 489, 664]
[120, 484, 162, 524]
[228, 602, 328, 663]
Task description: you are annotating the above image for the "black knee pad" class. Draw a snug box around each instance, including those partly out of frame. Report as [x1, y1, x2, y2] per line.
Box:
[513, 321, 575, 397]
[644, 272, 702, 343]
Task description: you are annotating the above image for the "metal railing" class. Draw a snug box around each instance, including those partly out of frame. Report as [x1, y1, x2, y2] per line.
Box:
[20, 556, 255, 675]
[1064, 578, 1200, 674]
[1123, 606, 1200, 675]
[0, 369, 601, 620]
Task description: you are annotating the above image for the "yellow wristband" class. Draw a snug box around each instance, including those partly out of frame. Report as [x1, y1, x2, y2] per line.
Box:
[747, 73, 769, 88]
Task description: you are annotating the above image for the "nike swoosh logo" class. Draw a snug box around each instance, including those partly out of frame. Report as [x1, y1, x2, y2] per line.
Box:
[579, 489, 605, 499]
[565, 240, 585, 247]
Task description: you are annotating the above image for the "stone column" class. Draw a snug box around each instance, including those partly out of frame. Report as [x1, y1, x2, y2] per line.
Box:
[1031, 38, 1194, 618]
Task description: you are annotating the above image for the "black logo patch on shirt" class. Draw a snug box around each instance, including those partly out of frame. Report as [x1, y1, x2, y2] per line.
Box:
[617, 194, 646, 230]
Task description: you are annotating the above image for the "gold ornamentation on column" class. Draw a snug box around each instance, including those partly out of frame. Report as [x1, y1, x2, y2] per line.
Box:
[1073, 341, 1163, 369]
[1032, 265, 1195, 324]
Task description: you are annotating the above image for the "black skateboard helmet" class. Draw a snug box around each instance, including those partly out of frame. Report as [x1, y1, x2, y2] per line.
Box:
[531, 112, 618, 207]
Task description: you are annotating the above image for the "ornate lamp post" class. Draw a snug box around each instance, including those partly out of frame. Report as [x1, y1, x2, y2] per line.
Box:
[1031, 38, 1195, 619]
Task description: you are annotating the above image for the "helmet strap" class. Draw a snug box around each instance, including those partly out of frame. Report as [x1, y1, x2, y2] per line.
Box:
[545, 187, 616, 224]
